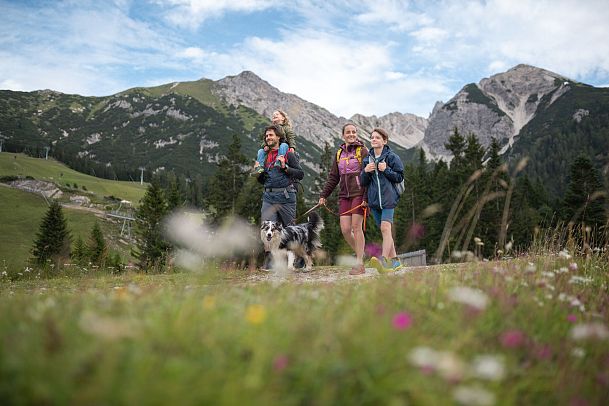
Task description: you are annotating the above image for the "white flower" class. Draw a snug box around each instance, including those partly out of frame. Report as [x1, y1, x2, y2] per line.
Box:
[453, 385, 496, 406]
[447, 287, 489, 310]
[572, 347, 586, 358]
[568, 276, 593, 285]
[524, 263, 536, 273]
[408, 346, 439, 369]
[558, 249, 572, 259]
[470, 355, 506, 381]
[541, 271, 555, 278]
[570, 323, 609, 341]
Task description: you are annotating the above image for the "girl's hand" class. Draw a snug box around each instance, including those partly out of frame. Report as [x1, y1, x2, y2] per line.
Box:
[378, 161, 387, 172]
[364, 162, 376, 173]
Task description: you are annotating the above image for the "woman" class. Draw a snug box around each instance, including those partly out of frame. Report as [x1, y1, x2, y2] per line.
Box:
[360, 128, 404, 272]
[319, 123, 368, 275]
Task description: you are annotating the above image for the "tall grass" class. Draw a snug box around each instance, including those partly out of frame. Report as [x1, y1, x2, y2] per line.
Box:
[1, 252, 608, 404]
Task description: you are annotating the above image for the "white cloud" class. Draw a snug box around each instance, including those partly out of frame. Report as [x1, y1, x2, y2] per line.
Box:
[154, 0, 278, 28]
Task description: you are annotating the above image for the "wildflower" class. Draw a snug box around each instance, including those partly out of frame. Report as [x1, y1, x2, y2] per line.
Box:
[572, 347, 585, 358]
[245, 304, 267, 325]
[569, 276, 593, 285]
[500, 330, 526, 348]
[437, 351, 467, 381]
[453, 385, 496, 406]
[532, 344, 552, 360]
[202, 296, 216, 310]
[470, 355, 505, 381]
[567, 314, 578, 323]
[392, 312, 413, 331]
[556, 267, 569, 273]
[570, 323, 609, 341]
[558, 249, 572, 259]
[541, 271, 555, 278]
[524, 263, 536, 273]
[447, 286, 489, 311]
[568, 262, 578, 272]
[408, 346, 439, 369]
[79, 311, 136, 340]
[273, 354, 289, 372]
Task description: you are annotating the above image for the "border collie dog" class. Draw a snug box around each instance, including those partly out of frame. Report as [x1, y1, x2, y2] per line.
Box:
[260, 212, 324, 272]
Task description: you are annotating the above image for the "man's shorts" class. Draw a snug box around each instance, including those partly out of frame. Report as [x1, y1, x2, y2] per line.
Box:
[370, 207, 395, 226]
[338, 195, 365, 216]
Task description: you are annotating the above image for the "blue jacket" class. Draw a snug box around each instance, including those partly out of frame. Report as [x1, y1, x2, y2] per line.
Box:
[360, 145, 404, 209]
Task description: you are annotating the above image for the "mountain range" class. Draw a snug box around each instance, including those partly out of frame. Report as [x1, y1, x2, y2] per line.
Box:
[1, 64, 608, 197]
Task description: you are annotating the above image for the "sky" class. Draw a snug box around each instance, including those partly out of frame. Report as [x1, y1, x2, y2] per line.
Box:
[1, 0, 609, 118]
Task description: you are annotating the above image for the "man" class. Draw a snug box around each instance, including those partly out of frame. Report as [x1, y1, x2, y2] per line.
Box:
[257, 125, 304, 269]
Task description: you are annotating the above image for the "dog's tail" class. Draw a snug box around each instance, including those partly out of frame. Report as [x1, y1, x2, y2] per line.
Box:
[307, 211, 324, 247]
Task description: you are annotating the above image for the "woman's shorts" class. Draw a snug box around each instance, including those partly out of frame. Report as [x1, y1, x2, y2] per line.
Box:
[370, 207, 395, 226]
[338, 195, 365, 216]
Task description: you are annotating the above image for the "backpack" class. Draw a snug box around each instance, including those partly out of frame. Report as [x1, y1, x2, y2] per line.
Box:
[336, 146, 363, 167]
[394, 179, 406, 196]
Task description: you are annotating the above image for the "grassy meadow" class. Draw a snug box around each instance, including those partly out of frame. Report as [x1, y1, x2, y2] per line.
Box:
[0, 152, 147, 204]
[1, 253, 608, 405]
[1, 153, 146, 271]
[0, 186, 135, 271]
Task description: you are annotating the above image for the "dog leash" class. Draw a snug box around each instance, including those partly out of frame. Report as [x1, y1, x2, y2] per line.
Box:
[297, 202, 369, 232]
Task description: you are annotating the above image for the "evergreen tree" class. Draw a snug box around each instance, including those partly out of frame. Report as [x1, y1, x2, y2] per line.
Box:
[31, 201, 71, 266]
[235, 177, 263, 224]
[132, 181, 170, 271]
[71, 235, 88, 264]
[208, 135, 249, 221]
[88, 222, 108, 266]
[313, 142, 343, 262]
[561, 154, 607, 243]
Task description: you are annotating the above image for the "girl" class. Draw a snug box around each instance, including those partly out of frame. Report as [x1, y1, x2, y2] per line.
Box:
[360, 128, 404, 272]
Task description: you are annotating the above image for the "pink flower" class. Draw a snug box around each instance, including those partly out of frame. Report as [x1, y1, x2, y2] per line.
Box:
[500, 330, 526, 348]
[567, 314, 578, 323]
[532, 344, 552, 360]
[273, 355, 289, 372]
[408, 223, 425, 239]
[365, 242, 382, 258]
[392, 312, 413, 330]
[568, 262, 578, 272]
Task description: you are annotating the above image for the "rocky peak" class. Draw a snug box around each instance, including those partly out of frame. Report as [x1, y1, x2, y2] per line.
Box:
[212, 72, 343, 146]
[422, 64, 573, 159]
[349, 112, 427, 149]
[479, 64, 569, 135]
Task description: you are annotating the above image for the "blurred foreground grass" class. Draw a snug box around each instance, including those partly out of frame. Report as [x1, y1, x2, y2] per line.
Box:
[1, 255, 608, 405]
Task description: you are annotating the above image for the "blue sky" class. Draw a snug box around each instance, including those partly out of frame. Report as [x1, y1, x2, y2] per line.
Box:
[1, 0, 608, 118]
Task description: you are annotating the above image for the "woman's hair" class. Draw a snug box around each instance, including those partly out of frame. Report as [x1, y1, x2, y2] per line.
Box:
[371, 127, 389, 141]
[342, 122, 357, 135]
[274, 110, 292, 130]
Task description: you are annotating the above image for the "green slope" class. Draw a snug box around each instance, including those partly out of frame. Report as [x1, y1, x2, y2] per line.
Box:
[0, 153, 147, 204]
[0, 186, 134, 272]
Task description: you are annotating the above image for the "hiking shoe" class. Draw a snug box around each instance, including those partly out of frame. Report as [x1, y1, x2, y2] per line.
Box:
[368, 256, 393, 274]
[349, 264, 365, 275]
[389, 258, 403, 271]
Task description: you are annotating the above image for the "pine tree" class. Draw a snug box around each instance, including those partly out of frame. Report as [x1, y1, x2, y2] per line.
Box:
[208, 135, 249, 221]
[132, 181, 170, 271]
[31, 201, 71, 266]
[561, 154, 607, 243]
[235, 177, 263, 224]
[88, 222, 108, 266]
[71, 235, 88, 264]
[313, 142, 343, 262]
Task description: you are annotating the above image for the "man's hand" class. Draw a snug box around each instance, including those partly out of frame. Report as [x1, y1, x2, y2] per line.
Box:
[378, 161, 387, 172]
[319, 197, 326, 205]
[277, 155, 286, 168]
[364, 162, 376, 173]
